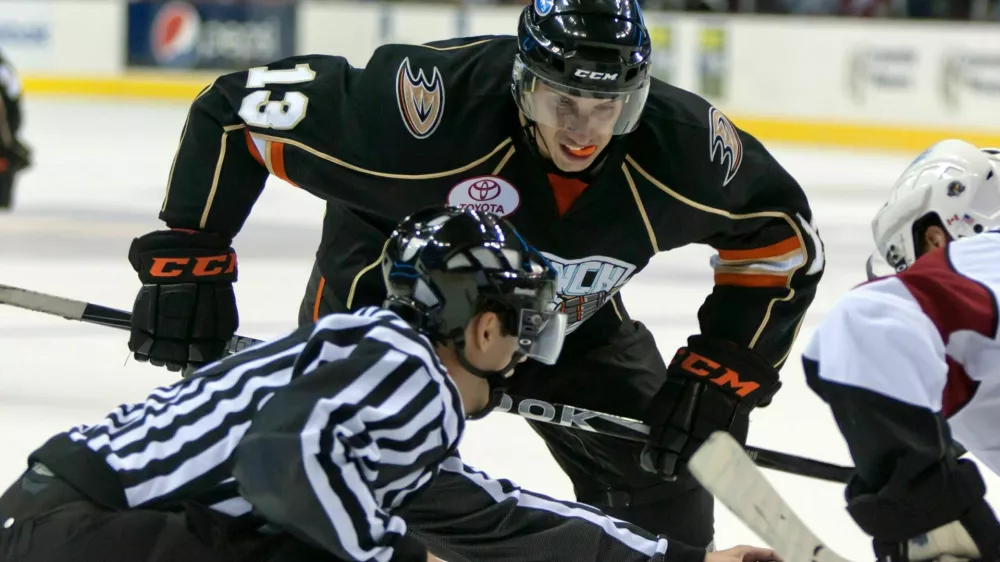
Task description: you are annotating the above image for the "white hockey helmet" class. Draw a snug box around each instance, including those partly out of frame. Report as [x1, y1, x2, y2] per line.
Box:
[868, 139, 1000, 277]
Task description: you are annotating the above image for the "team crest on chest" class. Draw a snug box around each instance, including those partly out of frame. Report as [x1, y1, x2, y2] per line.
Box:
[709, 107, 743, 187]
[395, 57, 445, 140]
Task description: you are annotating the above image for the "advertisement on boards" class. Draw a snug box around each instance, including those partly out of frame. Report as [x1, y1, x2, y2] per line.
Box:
[647, 23, 676, 85]
[941, 51, 1000, 111]
[0, 0, 54, 71]
[127, 0, 297, 70]
[846, 46, 918, 105]
[697, 24, 727, 100]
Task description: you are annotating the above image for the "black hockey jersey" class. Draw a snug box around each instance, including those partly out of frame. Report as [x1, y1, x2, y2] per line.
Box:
[159, 35, 824, 370]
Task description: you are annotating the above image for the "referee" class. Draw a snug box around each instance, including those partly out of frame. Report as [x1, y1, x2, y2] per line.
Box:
[0, 207, 776, 562]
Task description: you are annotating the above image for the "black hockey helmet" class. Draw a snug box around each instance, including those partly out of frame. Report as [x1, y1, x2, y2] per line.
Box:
[513, 0, 652, 136]
[382, 205, 566, 382]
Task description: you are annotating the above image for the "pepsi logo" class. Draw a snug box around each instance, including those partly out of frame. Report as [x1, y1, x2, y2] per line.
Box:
[150, 1, 201, 67]
[448, 176, 520, 217]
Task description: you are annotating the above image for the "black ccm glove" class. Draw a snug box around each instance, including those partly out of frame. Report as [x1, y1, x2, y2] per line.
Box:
[128, 230, 239, 372]
[640, 335, 781, 480]
[849, 459, 1000, 562]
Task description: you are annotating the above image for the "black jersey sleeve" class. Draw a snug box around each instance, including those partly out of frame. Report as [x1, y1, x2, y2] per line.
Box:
[694, 138, 823, 368]
[158, 54, 361, 236]
[403, 456, 704, 562]
[635, 91, 823, 370]
[158, 38, 508, 239]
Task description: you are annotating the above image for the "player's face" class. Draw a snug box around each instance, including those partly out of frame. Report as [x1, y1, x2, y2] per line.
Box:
[531, 84, 624, 173]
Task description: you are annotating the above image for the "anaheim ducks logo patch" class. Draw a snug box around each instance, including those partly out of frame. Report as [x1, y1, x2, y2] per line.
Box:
[709, 107, 743, 187]
[395, 57, 445, 140]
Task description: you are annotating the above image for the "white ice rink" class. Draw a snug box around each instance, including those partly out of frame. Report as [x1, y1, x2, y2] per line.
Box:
[2, 96, 998, 560]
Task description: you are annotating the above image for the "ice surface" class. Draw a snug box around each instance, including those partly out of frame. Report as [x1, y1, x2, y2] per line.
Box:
[2, 97, 996, 560]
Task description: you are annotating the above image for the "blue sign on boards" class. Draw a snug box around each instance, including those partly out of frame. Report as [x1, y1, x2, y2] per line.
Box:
[127, 0, 296, 70]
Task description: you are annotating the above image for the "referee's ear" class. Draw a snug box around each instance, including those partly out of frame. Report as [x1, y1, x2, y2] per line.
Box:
[467, 311, 497, 351]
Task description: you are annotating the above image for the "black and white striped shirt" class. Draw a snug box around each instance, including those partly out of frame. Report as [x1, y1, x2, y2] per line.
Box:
[32, 307, 464, 562]
[30, 307, 689, 562]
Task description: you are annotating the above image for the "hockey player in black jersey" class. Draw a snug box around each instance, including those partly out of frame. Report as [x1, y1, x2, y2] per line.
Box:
[126, 0, 824, 549]
[805, 140, 1000, 562]
[0, 49, 31, 209]
[0, 206, 778, 562]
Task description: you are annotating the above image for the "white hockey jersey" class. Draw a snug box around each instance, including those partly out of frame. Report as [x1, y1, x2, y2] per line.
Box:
[804, 230, 1000, 477]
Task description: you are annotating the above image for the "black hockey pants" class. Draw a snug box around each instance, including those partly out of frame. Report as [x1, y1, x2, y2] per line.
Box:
[0, 464, 340, 562]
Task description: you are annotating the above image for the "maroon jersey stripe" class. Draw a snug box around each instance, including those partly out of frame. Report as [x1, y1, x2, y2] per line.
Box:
[896, 246, 996, 416]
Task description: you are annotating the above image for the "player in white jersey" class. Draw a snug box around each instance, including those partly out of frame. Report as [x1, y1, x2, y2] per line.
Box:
[804, 139, 1000, 562]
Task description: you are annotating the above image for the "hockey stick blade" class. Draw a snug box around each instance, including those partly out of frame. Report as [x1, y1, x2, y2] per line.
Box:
[689, 431, 856, 562]
[0, 283, 855, 483]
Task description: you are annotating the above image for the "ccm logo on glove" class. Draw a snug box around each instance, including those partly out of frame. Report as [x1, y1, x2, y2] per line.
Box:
[148, 253, 237, 278]
[672, 348, 760, 398]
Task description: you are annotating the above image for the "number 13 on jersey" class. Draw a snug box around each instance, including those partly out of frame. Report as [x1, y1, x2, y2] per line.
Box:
[238, 64, 316, 131]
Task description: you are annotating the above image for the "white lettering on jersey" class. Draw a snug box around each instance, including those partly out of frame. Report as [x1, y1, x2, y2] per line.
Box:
[541, 252, 637, 334]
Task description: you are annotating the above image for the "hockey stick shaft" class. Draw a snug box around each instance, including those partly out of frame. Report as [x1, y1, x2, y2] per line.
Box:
[0, 284, 260, 353]
[493, 393, 853, 483]
[689, 432, 856, 562]
[0, 283, 854, 483]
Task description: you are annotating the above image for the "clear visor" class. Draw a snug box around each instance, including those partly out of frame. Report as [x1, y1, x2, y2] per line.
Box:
[513, 58, 649, 137]
[516, 308, 567, 365]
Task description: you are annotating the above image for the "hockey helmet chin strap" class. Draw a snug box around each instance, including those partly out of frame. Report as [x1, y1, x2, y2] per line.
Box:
[453, 335, 521, 421]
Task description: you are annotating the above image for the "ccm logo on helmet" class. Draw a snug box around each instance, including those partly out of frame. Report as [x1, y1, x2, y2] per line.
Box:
[574, 69, 619, 81]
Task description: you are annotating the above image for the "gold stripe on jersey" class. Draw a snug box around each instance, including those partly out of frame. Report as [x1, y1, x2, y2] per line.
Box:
[199, 124, 247, 229]
[418, 38, 496, 52]
[162, 80, 219, 214]
[621, 163, 659, 253]
[610, 294, 624, 322]
[346, 238, 392, 310]
[249, 132, 513, 180]
[624, 155, 808, 364]
[493, 145, 516, 175]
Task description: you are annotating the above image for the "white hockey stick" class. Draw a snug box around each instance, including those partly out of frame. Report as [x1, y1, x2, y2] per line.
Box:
[688, 431, 856, 562]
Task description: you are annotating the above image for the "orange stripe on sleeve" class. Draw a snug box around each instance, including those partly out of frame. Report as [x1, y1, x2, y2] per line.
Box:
[268, 142, 298, 187]
[313, 276, 326, 322]
[717, 236, 801, 261]
[244, 130, 265, 167]
[714, 272, 789, 288]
